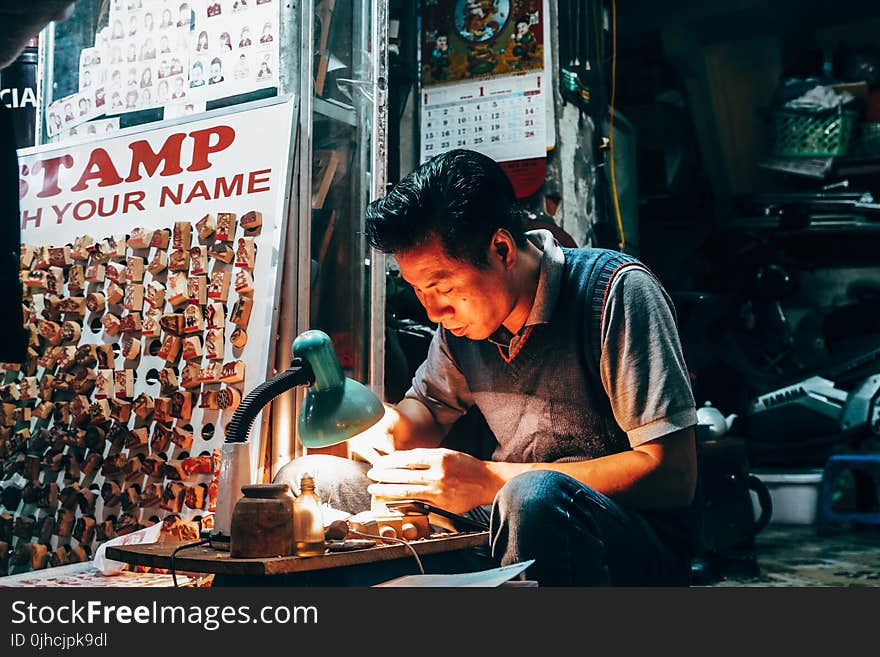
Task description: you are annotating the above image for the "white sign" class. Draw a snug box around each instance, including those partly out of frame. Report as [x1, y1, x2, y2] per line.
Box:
[15, 96, 296, 538]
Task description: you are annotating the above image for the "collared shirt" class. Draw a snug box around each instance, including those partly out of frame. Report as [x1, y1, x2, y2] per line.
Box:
[405, 229, 697, 453]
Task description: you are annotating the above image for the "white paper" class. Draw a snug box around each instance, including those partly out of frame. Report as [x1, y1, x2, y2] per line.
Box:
[374, 560, 534, 587]
[93, 522, 163, 575]
[48, 0, 281, 144]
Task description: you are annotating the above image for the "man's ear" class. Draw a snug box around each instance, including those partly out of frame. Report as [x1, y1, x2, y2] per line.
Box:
[490, 229, 516, 269]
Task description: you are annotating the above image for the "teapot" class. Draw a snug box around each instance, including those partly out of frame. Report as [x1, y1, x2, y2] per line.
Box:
[696, 401, 738, 439]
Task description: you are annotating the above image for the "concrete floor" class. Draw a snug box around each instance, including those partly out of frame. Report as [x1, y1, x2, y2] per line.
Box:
[701, 524, 880, 587]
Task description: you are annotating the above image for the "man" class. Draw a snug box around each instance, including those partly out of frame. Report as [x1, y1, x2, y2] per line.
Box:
[234, 53, 248, 79]
[171, 76, 186, 99]
[208, 57, 223, 84]
[279, 149, 698, 586]
[189, 60, 205, 87]
[511, 15, 538, 68]
[0, 0, 77, 362]
[429, 33, 450, 81]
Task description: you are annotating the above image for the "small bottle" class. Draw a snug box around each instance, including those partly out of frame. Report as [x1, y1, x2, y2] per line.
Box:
[292, 473, 325, 557]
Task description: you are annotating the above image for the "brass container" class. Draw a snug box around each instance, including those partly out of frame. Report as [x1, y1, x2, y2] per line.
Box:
[229, 483, 295, 558]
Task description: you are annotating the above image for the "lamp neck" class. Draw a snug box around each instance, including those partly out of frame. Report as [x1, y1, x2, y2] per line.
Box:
[292, 330, 346, 392]
[223, 363, 315, 443]
[308, 356, 345, 392]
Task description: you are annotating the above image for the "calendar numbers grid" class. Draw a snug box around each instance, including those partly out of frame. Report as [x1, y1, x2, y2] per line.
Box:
[420, 73, 546, 164]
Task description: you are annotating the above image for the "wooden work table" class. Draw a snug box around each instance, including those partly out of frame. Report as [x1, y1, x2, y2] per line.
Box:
[105, 531, 490, 580]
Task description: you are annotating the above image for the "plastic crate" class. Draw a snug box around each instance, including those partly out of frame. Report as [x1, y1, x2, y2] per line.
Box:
[771, 106, 859, 158]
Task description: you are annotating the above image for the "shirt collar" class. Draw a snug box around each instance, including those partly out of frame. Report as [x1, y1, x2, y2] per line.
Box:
[488, 228, 565, 345]
[523, 228, 564, 327]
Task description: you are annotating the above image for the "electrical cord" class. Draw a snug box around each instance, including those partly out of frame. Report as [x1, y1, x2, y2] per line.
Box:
[347, 529, 425, 575]
[608, 0, 625, 251]
[169, 523, 426, 586]
[169, 537, 212, 588]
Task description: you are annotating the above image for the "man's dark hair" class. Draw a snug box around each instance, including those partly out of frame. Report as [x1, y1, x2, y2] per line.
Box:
[365, 149, 525, 267]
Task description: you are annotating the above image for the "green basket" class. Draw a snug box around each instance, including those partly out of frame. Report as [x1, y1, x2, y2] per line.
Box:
[771, 106, 859, 157]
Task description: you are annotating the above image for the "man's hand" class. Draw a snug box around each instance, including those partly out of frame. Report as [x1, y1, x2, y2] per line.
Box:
[348, 404, 399, 465]
[365, 448, 501, 514]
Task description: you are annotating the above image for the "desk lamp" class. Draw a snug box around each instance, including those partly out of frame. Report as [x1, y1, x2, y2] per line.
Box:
[211, 329, 384, 542]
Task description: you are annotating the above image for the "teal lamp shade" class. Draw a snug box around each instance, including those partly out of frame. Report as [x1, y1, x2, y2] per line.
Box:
[293, 330, 385, 448]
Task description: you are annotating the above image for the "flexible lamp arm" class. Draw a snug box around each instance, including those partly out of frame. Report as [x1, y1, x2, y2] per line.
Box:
[223, 359, 315, 444]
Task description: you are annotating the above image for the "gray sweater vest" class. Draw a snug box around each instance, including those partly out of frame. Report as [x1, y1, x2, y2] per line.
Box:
[445, 247, 642, 464]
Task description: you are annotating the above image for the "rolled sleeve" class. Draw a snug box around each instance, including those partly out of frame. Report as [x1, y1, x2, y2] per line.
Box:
[404, 327, 474, 428]
[599, 268, 697, 448]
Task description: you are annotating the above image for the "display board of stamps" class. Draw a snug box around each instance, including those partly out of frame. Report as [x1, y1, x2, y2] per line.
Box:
[0, 97, 296, 576]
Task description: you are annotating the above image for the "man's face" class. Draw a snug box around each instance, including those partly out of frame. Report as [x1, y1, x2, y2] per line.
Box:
[436, 36, 447, 50]
[210, 62, 220, 77]
[395, 235, 515, 341]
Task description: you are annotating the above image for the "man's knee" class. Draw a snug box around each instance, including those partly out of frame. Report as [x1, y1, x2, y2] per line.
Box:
[494, 470, 606, 526]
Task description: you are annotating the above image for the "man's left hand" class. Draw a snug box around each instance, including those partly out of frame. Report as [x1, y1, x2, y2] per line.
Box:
[366, 448, 498, 514]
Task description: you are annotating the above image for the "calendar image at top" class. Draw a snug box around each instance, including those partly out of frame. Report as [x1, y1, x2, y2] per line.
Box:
[421, 0, 544, 85]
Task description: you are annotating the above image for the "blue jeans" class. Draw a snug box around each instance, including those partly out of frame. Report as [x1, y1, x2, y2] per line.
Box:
[274, 455, 690, 586]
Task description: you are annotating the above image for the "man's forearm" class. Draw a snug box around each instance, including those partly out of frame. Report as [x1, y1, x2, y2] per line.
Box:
[392, 398, 448, 450]
[484, 428, 697, 509]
